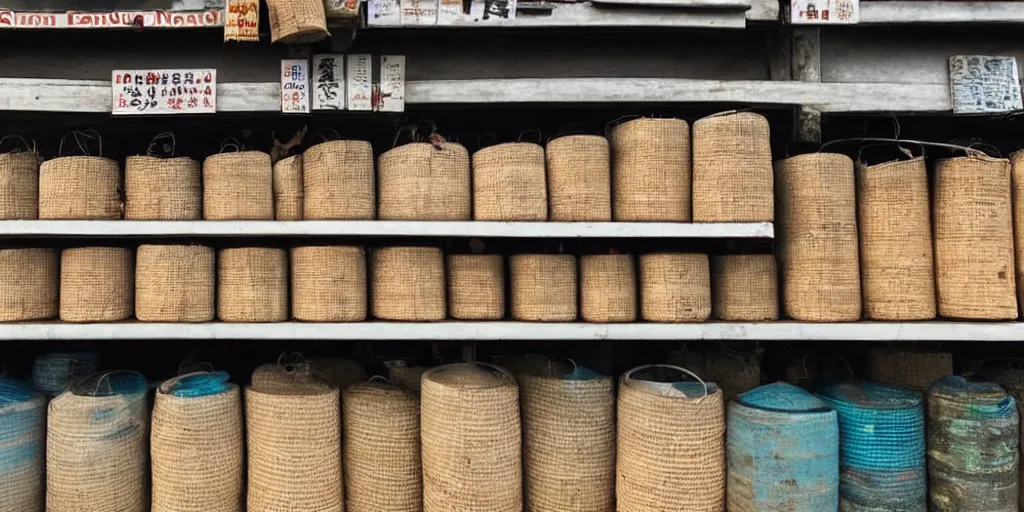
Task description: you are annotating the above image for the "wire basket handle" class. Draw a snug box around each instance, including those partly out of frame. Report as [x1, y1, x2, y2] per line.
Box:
[219, 137, 242, 153]
[58, 129, 102, 157]
[623, 364, 708, 398]
[518, 129, 543, 144]
[0, 135, 34, 154]
[318, 128, 342, 142]
[147, 132, 177, 157]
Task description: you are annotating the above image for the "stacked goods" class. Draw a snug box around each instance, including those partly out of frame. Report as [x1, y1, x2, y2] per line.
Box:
[291, 246, 367, 321]
[1012, 150, 1024, 312]
[124, 156, 201, 220]
[546, 135, 612, 221]
[0, 248, 57, 322]
[371, 247, 446, 321]
[266, 0, 329, 44]
[32, 352, 100, 397]
[979, 361, 1024, 510]
[59, 247, 133, 322]
[692, 111, 773, 222]
[421, 363, 521, 512]
[217, 247, 288, 322]
[639, 253, 710, 322]
[203, 150, 274, 220]
[378, 142, 471, 221]
[580, 254, 636, 323]
[471, 142, 548, 221]
[934, 155, 1017, 319]
[728, 383, 839, 511]
[0, 378, 46, 512]
[609, 117, 690, 221]
[151, 372, 243, 512]
[775, 153, 861, 321]
[703, 349, 762, 401]
[135, 245, 215, 322]
[272, 155, 303, 220]
[0, 138, 38, 219]
[447, 254, 505, 320]
[865, 346, 953, 392]
[308, 358, 367, 390]
[711, 254, 779, 321]
[39, 154, 121, 220]
[302, 140, 375, 220]
[509, 254, 577, 321]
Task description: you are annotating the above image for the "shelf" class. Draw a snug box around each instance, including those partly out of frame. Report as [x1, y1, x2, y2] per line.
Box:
[859, 1, 1024, 24]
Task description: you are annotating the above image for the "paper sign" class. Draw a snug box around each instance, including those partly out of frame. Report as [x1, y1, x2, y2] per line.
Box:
[437, 0, 463, 24]
[367, 0, 402, 25]
[0, 9, 222, 29]
[376, 55, 406, 112]
[949, 55, 1024, 114]
[224, 0, 258, 41]
[112, 69, 216, 115]
[313, 54, 345, 111]
[790, 0, 857, 24]
[402, 0, 438, 25]
[325, 0, 361, 18]
[347, 54, 372, 111]
[281, 59, 311, 114]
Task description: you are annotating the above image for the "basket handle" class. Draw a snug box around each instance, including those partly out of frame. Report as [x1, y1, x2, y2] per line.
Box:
[0, 135, 34, 154]
[367, 375, 389, 384]
[147, 132, 177, 157]
[518, 129, 542, 144]
[318, 128, 342, 142]
[58, 129, 102, 157]
[478, 132, 497, 149]
[622, 364, 708, 398]
[551, 355, 578, 373]
[177, 360, 213, 376]
[277, 352, 306, 374]
[219, 137, 242, 153]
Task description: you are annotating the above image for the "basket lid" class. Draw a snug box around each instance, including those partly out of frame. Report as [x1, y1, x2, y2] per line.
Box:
[818, 380, 922, 410]
[738, 382, 831, 413]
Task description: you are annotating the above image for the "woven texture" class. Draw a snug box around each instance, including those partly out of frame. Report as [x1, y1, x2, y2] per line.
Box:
[217, 247, 288, 322]
[1012, 151, 1024, 316]
[581, 254, 637, 323]
[639, 252, 710, 322]
[935, 155, 1017, 319]
[692, 112, 773, 222]
[775, 153, 861, 321]
[421, 363, 521, 512]
[371, 246, 446, 321]
[125, 156, 201, 220]
[447, 254, 505, 320]
[136, 244, 214, 322]
[39, 156, 121, 219]
[0, 151, 38, 219]
[291, 245, 367, 321]
[378, 142, 471, 221]
[703, 350, 761, 402]
[388, 365, 427, 393]
[309, 358, 367, 390]
[0, 248, 56, 322]
[610, 117, 691, 222]
[0, 391, 46, 512]
[510, 254, 577, 321]
[546, 135, 611, 221]
[472, 142, 548, 221]
[203, 151, 274, 220]
[266, 0, 328, 44]
[865, 346, 952, 392]
[273, 154, 303, 220]
[251, 364, 317, 392]
[711, 254, 778, 321]
[60, 247, 133, 322]
[303, 140, 375, 220]
[32, 352, 99, 397]
[343, 382, 421, 512]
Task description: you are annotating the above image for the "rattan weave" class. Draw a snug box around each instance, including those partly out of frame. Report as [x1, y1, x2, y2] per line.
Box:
[291, 245, 367, 321]
[388, 365, 427, 393]
[60, 247, 133, 322]
[371, 246, 445, 321]
[639, 252, 710, 322]
[0, 391, 45, 512]
[1008, 150, 1024, 316]
[125, 156, 201, 220]
[610, 117, 691, 222]
[378, 142, 471, 220]
[472, 142, 548, 221]
[0, 248, 57, 322]
[0, 151, 38, 219]
[546, 135, 612, 221]
[266, 0, 329, 44]
[509, 254, 577, 321]
[135, 244, 215, 322]
[217, 247, 288, 322]
[203, 151, 274, 220]
[447, 254, 505, 320]
[581, 254, 637, 323]
[303, 140, 375, 220]
[273, 154, 303, 220]
[865, 346, 952, 392]
[692, 111, 773, 222]
[711, 254, 778, 321]
[39, 156, 121, 219]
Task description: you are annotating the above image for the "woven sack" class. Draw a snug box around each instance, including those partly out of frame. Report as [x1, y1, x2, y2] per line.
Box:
[775, 153, 861, 321]
[581, 254, 637, 323]
[39, 156, 121, 219]
[979, 361, 1024, 511]
[447, 254, 505, 320]
[711, 254, 779, 321]
[32, 352, 99, 397]
[371, 246, 446, 321]
[0, 248, 57, 322]
[60, 247, 133, 322]
[703, 349, 762, 402]
[0, 389, 46, 512]
[291, 246, 367, 321]
[472, 142, 548, 221]
[203, 151, 274, 220]
[546, 135, 612, 221]
[136, 244, 214, 322]
[865, 346, 952, 392]
[303, 140, 375, 220]
[0, 149, 38, 219]
[1012, 150, 1024, 316]
[217, 247, 288, 322]
[639, 253, 710, 322]
[510, 254, 577, 321]
[610, 117, 691, 222]
[273, 154, 303, 220]
[266, 0, 328, 44]
[934, 155, 1017, 319]
[378, 142, 470, 221]
[343, 381, 421, 512]
[124, 156, 201, 220]
[387, 364, 428, 393]
[421, 363, 521, 512]
[692, 111, 773, 222]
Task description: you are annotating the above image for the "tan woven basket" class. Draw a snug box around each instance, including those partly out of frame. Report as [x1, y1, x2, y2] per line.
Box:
[388, 365, 428, 393]
[203, 151, 274, 220]
[371, 246, 446, 321]
[711, 254, 778, 321]
[0, 248, 57, 321]
[291, 245, 367, 321]
[509, 254, 577, 321]
[251, 363, 317, 392]
[421, 363, 521, 512]
[152, 378, 243, 512]
[865, 346, 953, 392]
[471, 142, 548, 221]
[39, 156, 121, 219]
[639, 253, 710, 323]
[273, 154, 303, 220]
[124, 156, 201, 220]
[266, 0, 329, 44]
[775, 153, 861, 321]
[303, 140, 375, 220]
[343, 381, 422, 512]
[692, 111, 773, 222]
[217, 247, 288, 322]
[1008, 151, 1024, 316]
[60, 247, 133, 322]
[546, 135, 612, 221]
[447, 254, 505, 320]
[610, 117, 691, 222]
[135, 244, 214, 322]
[581, 254, 637, 323]
[0, 150, 39, 219]
[0, 391, 45, 512]
[378, 142, 471, 221]
[934, 155, 1017, 319]
[703, 350, 761, 402]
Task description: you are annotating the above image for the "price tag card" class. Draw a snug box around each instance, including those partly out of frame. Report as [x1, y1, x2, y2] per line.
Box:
[949, 55, 1023, 114]
[402, 0, 438, 25]
[112, 69, 216, 115]
[281, 59, 311, 114]
[347, 54, 373, 111]
[790, 0, 857, 24]
[367, 0, 402, 25]
[224, 0, 259, 41]
[377, 55, 406, 112]
[313, 54, 345, 110]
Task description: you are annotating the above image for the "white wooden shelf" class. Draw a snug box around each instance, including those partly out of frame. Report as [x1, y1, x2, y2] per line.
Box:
[858, 1, 1024, 24]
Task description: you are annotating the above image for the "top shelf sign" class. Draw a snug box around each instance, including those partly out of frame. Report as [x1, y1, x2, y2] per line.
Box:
[789, 0, 858, 24]
[0, 9, 222, 29]
[112, 69, 217, 115]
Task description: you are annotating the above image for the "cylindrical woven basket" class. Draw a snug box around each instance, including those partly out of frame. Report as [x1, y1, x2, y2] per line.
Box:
[935, 155, 1017, 319]
[371, 246, 446, 321]
[217, 247, 288, 323]
[39, 156, 121, 219]
[447, 254, 505, 320]
[546, 135, 612, 221]
[125, 156, 201, 220]
[509, 254, 577, 322]
[388, 364, 428, 394]
[472, 142, 548, 221]
[0, 248, 57, 322]
[775, 153, 861, 321]
[711, 254, 779, 321]
[703, 349, 762, 402]
[203, 151, 274, 220]
[266, 0, 329, 44]
[32, 352, 99, 397]
[291, 245, 367, 322]
[136, 244, 214, 322]
[639, 252, 710, 322]
[421, 363, 521, 512]
[1012, 150, 1024, 316]
[378, 142, 471, 221]
[610, 117, 691, 222]
[0, 150, 39, 219]
[692, 111, 773, 222]
[343, 381, 421, 512]
[251, 363, 318, 392]
[60, 247, 133, 323]
[273, 154, 303, 220]
[303, 140, 375, 220]
[0, 385, 46, 512]
[581, 254, 637, 323]
[865, 346, 953, 392]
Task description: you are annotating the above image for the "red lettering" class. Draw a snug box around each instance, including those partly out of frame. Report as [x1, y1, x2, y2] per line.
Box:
[0, 10, 13, 26]
[185, 13, 199, 26]
[205, 9, 221, 25]
[153, 10, 171, 26]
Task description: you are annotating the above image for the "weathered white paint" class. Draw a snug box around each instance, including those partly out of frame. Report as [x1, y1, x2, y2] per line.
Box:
[859, 1, 1024, 24]
[588, 0, 750, 10]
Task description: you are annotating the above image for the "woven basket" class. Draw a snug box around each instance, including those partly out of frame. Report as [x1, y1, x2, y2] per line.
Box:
[343, 382, 422, 512]
[309, 358, 367, 390]
[266, 0, 329, 44]
[934, 155, 1017, 319]
[546, 135, 612, 221]
[203, 151, 274, 220]
[447, 254, 505, 320]
[0, 151, 38, 219]
[581, 254, 637, 323]
[865, 346, 952, 392]
[124, 156, 201, 220]
[388, 364, 428, 393]
[0, 248, 57, 322]
[371, 246, 446, 321]
[703, 350, 761, 401]
[692, 111, 773, 222]
[217, 247, 288, 322]
[378, 142, 471, 221]
[639, 252, 710, 322]
[273, 154, 303, 220]
[303, 140, 375, 220]
[39, 156, 121, 219]
[775, 153, 861, 321]
[135, 244, 214, 322]
[60, 247, 133, 322]
[711, 254, 779, 321]
[290, 246, 367, 321]
[421, 363, 521, 512]
[471, 142, 548, 221]
[1013, 151, 1024, 317]
[610, 117, 691, 222]
[0, 390, 45, 512]
[509, 254, 577, 322]
[251, 363, 317, 391]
